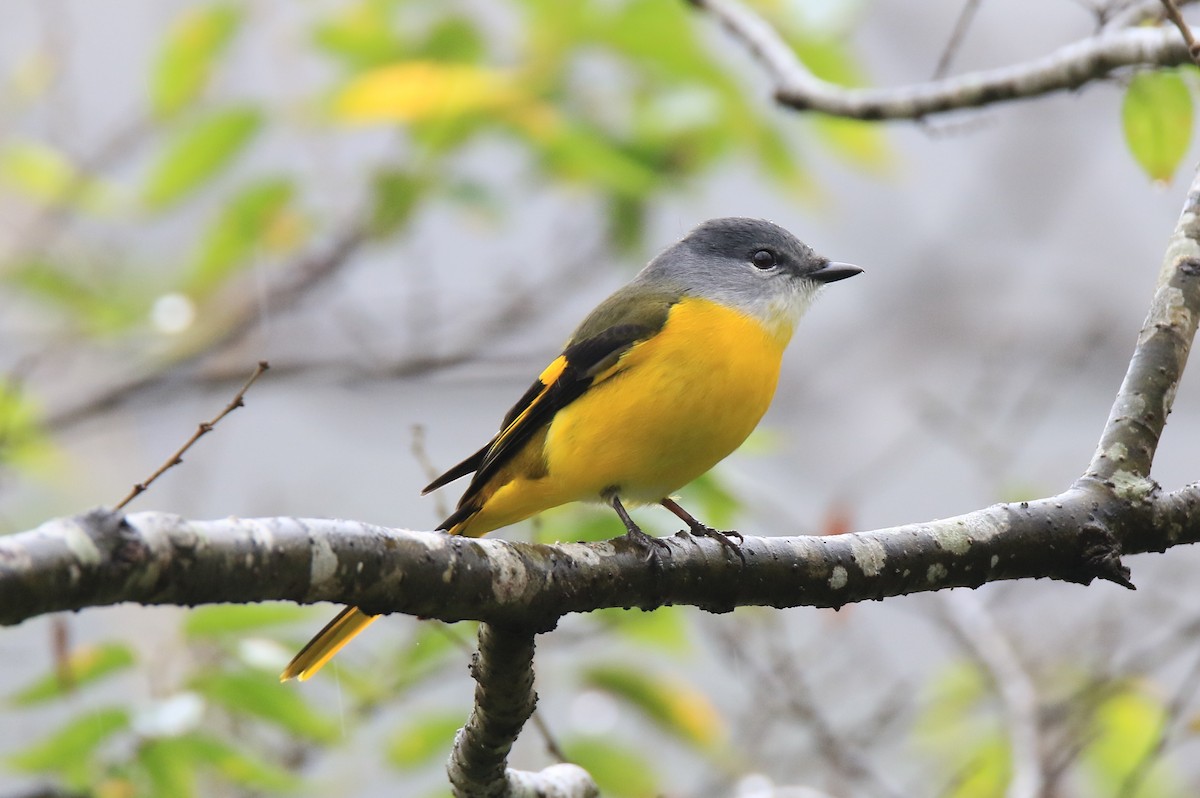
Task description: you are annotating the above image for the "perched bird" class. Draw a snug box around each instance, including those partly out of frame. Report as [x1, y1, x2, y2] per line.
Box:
[281, 217, 861, 681]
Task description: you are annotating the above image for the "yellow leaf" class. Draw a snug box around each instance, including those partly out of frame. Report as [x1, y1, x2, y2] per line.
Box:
[584, 665, 724, 749]
[334, 61, 524, 123]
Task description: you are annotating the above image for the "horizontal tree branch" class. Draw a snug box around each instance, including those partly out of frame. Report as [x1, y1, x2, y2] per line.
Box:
[689, 0, 1191, 120]
[2, 481, 1195, 630]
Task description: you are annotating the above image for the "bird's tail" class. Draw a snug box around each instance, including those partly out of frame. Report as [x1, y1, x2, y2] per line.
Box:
[279, 606, 378, 682]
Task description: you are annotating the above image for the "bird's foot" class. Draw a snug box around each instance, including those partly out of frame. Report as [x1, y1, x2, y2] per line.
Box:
[623, 524, 672, 567]
[608, 492, 671, 565]
[681, 522, 746, 564]
[659, 497, 745, 563]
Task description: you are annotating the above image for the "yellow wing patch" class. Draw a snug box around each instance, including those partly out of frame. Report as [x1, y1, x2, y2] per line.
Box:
[488, 355, 567, 457]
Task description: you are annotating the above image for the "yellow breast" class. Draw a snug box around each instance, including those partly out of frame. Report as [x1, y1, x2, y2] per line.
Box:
[548, 297, 786, 499]
[458, 297, 790, 535]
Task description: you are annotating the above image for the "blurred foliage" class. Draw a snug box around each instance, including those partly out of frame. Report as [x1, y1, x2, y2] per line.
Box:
[582, 664, 725, 749]
[0, 378, 54, 472]
[8, 643, 135, 706]
[150, 5, 242, 120]
[141, 105, 264, 210]
[918, 663, 1189, 798]
[0, 140, 117, 212]
[0, 0, 885, 476]
[4, 607, 319, 796]
[562, 737, 659, 798]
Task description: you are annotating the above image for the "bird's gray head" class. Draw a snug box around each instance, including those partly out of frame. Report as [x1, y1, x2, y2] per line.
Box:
[637, 217, 861, 339]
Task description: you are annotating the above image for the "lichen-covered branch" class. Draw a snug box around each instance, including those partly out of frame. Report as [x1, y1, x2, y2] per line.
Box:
[1085, 186, 1200, 483]
[449, 624, 537, 792]
[2, 483, 1196, 630]
[688, 0, 1189, 120]
[446, 624, 596, 797]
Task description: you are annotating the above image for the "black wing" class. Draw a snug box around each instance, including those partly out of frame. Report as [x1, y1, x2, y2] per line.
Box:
[422, 324, 655, 520]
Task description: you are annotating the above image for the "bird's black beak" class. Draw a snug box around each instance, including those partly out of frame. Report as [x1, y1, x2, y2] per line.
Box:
[809, 261, 863, 283]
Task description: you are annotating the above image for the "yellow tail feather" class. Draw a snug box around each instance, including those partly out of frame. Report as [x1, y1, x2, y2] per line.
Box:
[280, 606, 379, 682]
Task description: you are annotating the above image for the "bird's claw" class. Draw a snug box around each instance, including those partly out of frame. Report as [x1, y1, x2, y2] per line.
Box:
[623, 525, 672, 564]
[683, 523, 746, 564]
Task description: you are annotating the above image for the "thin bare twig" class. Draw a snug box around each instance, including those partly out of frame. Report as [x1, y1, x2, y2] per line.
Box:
[528, 711, 570, 765]
[933, 0, 986, 79]
[410, 424, 450, 520]
[1160, 0, 1200, 65]
[112, 361, 269, 511]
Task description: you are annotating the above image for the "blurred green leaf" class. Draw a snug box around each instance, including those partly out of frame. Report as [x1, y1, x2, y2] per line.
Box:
[6, 260, 150, 335]
[313, 0, 406, 70]
[142, 106, 262, 210]
[138, 737, 199, 798]
[945, 734, 1010, 798]
[533, 505, 621, 544]
[9, 644, 136, 706]
[140, 733, 297, 794]
[386, 711, 463, 769]
[183, 733, 299, 792]
[915, 662, 991, 742]
[607, 194, 646, 251]
[1083, 683, 1183, 797]
[184, 176, 297, 294]
[194, 669, 338, 742]
[676, 472, 741, 531]
[184, 603, 313, 638]
[593, 606, 690, 654]
[7, 707, 130, 783]
[0, 140, 115, 211]
[538, 122, 661, 197]
[0, 378, 53, 470]
[369, 169, 425, 236]
[419, 17, 485, 63]
[590, 0, 721, 82]
[563, 737, 659, 798]
[583, 665, 723, 749]
[914, 662, 1044, 798]
[151, 5, 242, 119]
[1123, 69, 1193, 183]
[399, 622, 469, 671]
[811, 114, 891, 169]
[794, 35, 868, 87]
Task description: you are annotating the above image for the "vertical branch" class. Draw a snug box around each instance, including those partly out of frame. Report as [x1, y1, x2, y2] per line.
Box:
[449, 624, 538, 793]
[1086, 170, 1200, 483]
[447, 624, 596, 797]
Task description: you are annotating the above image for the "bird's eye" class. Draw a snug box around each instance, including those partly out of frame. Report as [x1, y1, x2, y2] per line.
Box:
[751, 249, 777, 269]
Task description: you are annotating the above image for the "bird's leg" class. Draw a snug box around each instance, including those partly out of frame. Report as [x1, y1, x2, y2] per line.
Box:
[661, 497, 745, 561]
[606, 492, 671, 559]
